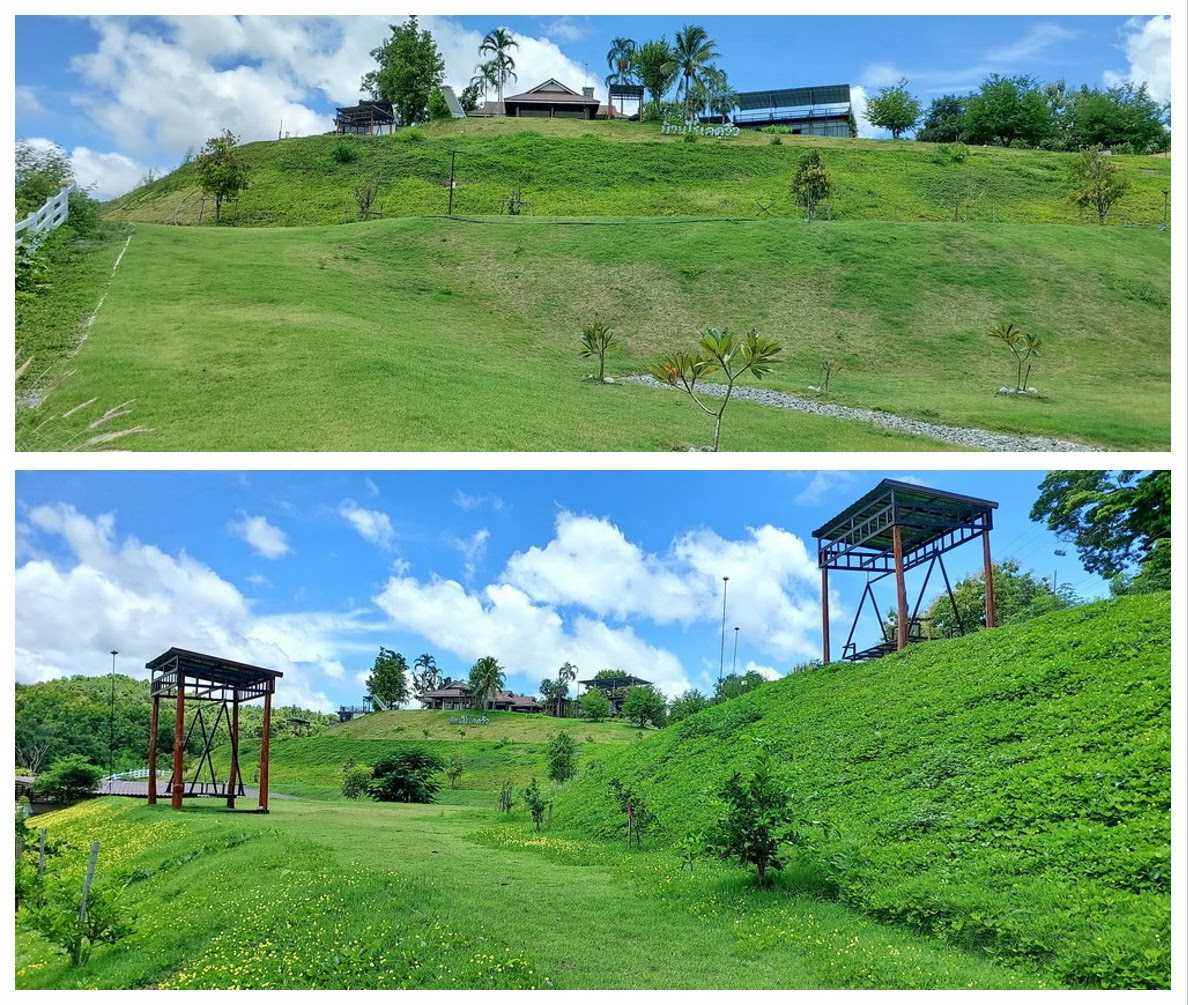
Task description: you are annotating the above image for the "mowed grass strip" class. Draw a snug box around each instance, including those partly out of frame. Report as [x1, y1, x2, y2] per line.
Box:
[25, 217, 1167, 450]
[105, 119, 1171, 227]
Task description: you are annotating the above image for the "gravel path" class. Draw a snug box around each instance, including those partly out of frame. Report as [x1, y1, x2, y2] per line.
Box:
[619, 375, 1099, 452]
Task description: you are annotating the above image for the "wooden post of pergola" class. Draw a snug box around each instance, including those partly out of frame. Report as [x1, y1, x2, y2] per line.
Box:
[145, 648, 283, 813]
[813, 479, 999, 664]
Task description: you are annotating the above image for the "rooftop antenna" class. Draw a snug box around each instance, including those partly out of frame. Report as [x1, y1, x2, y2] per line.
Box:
[718, 576, 730, 685]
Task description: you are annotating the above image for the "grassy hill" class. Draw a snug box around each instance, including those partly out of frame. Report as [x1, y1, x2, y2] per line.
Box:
[16, 215, 1169, 451]
[106, 118, 1171, 226]
[551, 593, 1171, 988]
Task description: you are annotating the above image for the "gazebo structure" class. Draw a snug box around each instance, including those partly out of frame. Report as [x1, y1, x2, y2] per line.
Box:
[577, 673, 653, 716]
[334, 100, 396, 135]
[145, 648, 282, 812]
[813, 480, 998, 663]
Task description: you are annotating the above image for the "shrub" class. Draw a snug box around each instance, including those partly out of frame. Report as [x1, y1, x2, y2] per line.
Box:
[22, 878, 133, 965]
[578, 689, 611, 721]
[32, 755, 103, 804]
[446, 753, 464, 788]
[1070, 146, 1128, 224]
[768, 134, 783, 145]
[497, 780, 516, 813]
[341, 765, 372, 799]
[523, 777, 550, 832]
[396, 127, 426, 142]
[790, 148, 832, 221]
[331, 141, 359, 164]
[621, 686, 666, 729]
[427, 88, 451, 121]
[367, 749, 444, 803]
[546, 732, 578, 784]
[682, 131, 698, 144]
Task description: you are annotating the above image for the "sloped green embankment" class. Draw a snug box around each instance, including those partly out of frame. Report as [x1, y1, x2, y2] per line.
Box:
[553, 594, 1171, 988]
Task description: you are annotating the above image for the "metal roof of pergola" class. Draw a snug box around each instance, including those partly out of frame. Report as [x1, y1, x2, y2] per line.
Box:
[735, 84, 851, 111]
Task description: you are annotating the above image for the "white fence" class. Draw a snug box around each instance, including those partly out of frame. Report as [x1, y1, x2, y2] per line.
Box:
[15, 184, 74, 242]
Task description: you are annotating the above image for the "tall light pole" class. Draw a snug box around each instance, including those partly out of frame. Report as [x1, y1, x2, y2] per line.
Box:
[718, 576, 730, 685]
[109, 650, 118, 792]
[732, 626, 740, 676]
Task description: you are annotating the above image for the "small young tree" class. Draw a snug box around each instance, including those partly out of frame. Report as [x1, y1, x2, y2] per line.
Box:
[986, 321, 1041, 392]
[523, 777, 550, 832]
[354, 180, 378, 221]
[446, 753, 465, 788]
[546, 732, 578, 784]
[621, 686, 666, 729]
[790, 149, 832, 221]
[366, 647, 411, 709]
[497, 780, 516, 813]
[194, 129, 250, 223]
[651, 327, 783, 451]
[578, 689, 611, 721]
[608, 778, 655, 847]
[706, 754, 812, 887]
[367, 749, 444, 803]
[864, 79, 922, 139]
[1069, 146, 1128, 224]
[579, 321, 618, 383]
[31, 755, 103, 804]
[23, 878, 133, 966]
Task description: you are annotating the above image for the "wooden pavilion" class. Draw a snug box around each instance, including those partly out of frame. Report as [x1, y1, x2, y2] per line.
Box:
[334, 100, 397, 135]
[813, 480, 998, 663]
[577, 673, 653, 715]
[145, 648, 282, 812]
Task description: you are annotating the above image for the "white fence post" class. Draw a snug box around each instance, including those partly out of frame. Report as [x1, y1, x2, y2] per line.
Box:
[15, 184, 75, 242]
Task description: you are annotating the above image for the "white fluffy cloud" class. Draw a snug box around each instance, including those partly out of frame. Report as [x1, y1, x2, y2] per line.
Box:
[338, 500, 394, 549]
[19, 136, 160, 202]
[1104, 16, 1171, 104]
[451, 528, 490, 581]
[15, 504, 370, 709]
[229, 513, 290, 559]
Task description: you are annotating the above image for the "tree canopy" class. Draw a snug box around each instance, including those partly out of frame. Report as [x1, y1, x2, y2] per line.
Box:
[924, 560, 1075, 638]
[366, 647, 411, 709]
[864, 79, 922, 139]
[194, 129, 250, 222]
[361, 16, 446, 126]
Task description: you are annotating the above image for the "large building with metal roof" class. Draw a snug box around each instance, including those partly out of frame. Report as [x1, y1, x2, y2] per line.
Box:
[730, 83, 855, 136]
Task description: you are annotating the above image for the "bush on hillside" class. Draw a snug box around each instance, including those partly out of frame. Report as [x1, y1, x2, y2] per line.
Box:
[578, 690, 611, 721]
[341, 765, 372, 799]
[331, 142, 358, 164]
[427, 88, 451, 121]
[367, 749, 444, 803]
[31, 755, 103, 804]
[790, 149, 832, 221]
[21, 879, 134, 966]
[546, 733, 577, 784]
[1069, 147, 1128, 224]
[621, 686, 666, 729]
[523, 777, 549, 832]
[666, 689, 710, 723]
[924, 559, 1074, 637]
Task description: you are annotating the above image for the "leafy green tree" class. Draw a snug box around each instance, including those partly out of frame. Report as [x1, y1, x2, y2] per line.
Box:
[15, 139, 74, 217]
[790, 148, 832, 220]
[651, 327, 783, 451]
[713, 671, 766, 702]
[368, 749, 444, 802]
[667, 689, 710, 722]
[194, 129, 250, 223]
[579, 321, 618, 383]
[459, 81, 483, 112]
[1030, 471, 1170, 579]
[366, 647, 410, 709]
[1070, 82, 1169, 153]
[523, 777, 549, 831]
[22, 879, 133, 965]
[608, 777, 654, 846]
[924, 560, 1075, 637]
[427, 88, 451, 121]
[31, 755, 103, 803]
[672, 24, 719, 117]
[546, 732, 578, 784]
[962, 74, 1052, 148]
[446, 752, 465, 788]
[341, 764, 372, 799]
[705, 754, 815, 887]
[621, 686, 666, 729]
[578, 689, 611, 721]
[361, 16, 446, 126]
[1069, 147, 1128, 224]
[479, 27, 518, 105]
[864, 79, 922, 139]
[1110, 537, 1171, 596]
[633, 39, 677, 111]
[468, 656, 506, 709]
[916, 94, 968, 143]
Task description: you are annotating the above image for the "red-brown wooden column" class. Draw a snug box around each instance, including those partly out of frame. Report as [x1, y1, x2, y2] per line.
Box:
[258, 689, 272, 813]
[170, 677, 185, 809]
[982, 529, 996, 629]
[226, 699, 239, 809]
[147, 694, 159, 805]
[892, 524, 908, 651]
[820, 567, 831, 664]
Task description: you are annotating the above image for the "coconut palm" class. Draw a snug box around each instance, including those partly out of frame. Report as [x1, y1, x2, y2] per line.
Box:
[701, 66, 737, 124]
[556, 662, 579, 717]
[672, 24, 719, 118]
[468, 656, 506, 710]
[469, 61, 499, 105]
[479, 28, 518, 105]
[605, 37, 638, 113]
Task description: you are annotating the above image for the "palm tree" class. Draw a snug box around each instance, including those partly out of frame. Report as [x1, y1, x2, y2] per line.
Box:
[469, 61, 499, 105]
[479, 28, 518, 106]
[701, 66, 737, 124]
[468, 656, 505, 710]
[605, 37, 638, 114]
[556, 662, 579, 717]
[672, 24, 719, 118]
[412, 653, 440, 695]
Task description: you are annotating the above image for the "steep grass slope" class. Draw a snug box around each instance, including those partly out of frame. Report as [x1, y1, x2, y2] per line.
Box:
[19, 218, 1169, 451]
[105, 119, 1171, 226]
[553, 594, 1171, 988]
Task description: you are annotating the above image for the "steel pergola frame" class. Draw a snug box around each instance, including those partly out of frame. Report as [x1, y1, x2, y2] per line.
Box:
[145, 648, 282, 812]
[813, 480, 998, 663]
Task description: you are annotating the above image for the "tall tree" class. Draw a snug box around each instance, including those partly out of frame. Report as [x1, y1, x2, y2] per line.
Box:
[916, 94, 968, 143]
[671, 24, 719, 117]
[412, 653, 445, 695]
[1030, 471, 1170, 579]
[469, 61, 499, 106]
[553, 662, 579, 717]
[194, 129, 250, 223]
[479, 27, 518, 105]
[605, 37, 638, 113]
[361, 16, 446, 126]
[633, 39, 677, 112]
[864, 79, 922, 139]
[366, 647, 411, 709]
[962, 74, 1053, 147]
[695, 66, 736, 124]
[468, 656, 506, 710]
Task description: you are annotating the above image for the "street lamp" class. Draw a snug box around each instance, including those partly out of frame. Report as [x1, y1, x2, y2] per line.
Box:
[732, 626, 740, 676]
[109, 650, 118, 792]
[718, 576, 730, 684]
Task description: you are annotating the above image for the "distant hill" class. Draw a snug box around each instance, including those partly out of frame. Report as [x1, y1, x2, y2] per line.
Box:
[551, 594, 1171, 988]
[105, 117, 1171, 227]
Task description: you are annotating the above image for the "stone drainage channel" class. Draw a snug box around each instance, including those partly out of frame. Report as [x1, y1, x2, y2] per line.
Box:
[619, 375, 1100, 453]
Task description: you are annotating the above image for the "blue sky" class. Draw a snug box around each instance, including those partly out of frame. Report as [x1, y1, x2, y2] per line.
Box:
[15, 14, 1171, 198]
[15, 470, 1110, 711]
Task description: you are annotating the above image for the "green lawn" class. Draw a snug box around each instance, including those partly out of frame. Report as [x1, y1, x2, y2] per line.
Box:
[17, 216, 1169, 451]
[106, 118, 1171, 227]
[17, 797, 1050, 989]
